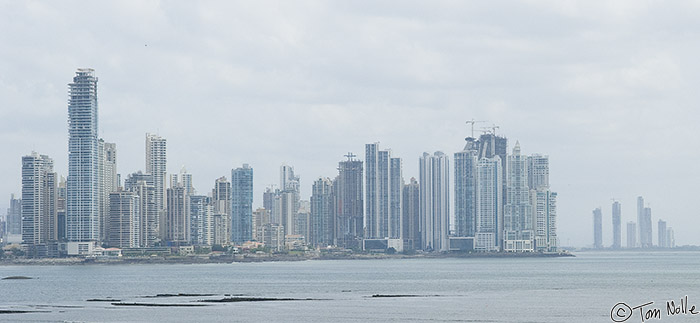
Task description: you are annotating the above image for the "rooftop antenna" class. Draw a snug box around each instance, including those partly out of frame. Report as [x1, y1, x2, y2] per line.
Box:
[344, 152, 357, 160]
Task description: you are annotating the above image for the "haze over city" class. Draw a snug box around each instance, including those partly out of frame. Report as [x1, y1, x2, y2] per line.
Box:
[2, 1, 699, 247]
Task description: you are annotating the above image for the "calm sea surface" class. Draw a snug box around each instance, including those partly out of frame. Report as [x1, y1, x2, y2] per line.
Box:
[1, 251, 699, 322]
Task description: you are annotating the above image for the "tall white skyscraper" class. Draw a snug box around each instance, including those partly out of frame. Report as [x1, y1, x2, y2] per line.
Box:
[98, 139, 117, 243]
[419, 151, 450, 252]
[67, 68, 100, 242]
[504, 142, 533, 252]
[145, 133, 166, 239]
[527, 154, 557, 252]
[21, 152, 57, 256]
[637, 196, 652, 248]
[475, 156, 502, 251]
[279, 164, 299, 237]
[365, 143, 403, 240]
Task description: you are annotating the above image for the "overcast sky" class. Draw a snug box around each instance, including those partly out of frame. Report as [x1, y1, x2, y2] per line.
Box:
[1, 1, 699, 247]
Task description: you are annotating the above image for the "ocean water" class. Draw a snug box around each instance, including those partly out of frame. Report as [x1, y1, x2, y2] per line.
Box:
[1, 251, 699, 322]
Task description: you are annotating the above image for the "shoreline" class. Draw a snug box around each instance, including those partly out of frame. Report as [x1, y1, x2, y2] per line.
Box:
[0, 251, 574, 266]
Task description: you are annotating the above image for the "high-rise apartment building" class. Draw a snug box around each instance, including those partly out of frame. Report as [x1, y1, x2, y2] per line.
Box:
[454, 137, 478, 238]
[419, 152, 450, 252]
[166, 185, 188, 245]
[402, 177, 420, 250]
[21, 152, 57, 257]
[279, 165, 300, 238]
[67, 68, 100, 242]
[335, 154, 363, 249]
[145, 133, 166, 239]
[212, 177, 231, 245]
[657, 219, 667, 248]
[365, 144, 403, 240]
[189, 195, 212, 245]
[612, 201, 621, 249]
[231, 164, 253, 243]
[124, 172, 158, 247]
[627, 221, 636, 248]
[98, 139, 117, 243]
[7, 194, 21, 235]
[310, 177, 334, 247]
[593, 207, 602, 249]
[532, 190, 557, 251]
[108, 191, 140, 248]
[475, 156, 502, 251]
[504, 142, 533, 252]
[637, 196, 653, 248]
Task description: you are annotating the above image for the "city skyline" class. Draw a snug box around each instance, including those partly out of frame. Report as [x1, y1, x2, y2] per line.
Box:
[2, 2, 700, 247]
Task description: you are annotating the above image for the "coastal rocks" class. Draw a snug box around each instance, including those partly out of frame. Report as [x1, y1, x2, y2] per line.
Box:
[1, 276, 33, 280]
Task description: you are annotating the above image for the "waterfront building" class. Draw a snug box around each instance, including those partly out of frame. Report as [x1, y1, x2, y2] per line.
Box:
[310, 177, 334, 247]
[402, 177, 420, 250]
[637, 196, 653, 248]
[365, 144, 403, 241]
[231, 164, 253, 243]
[21, 152, 57, 257]
[279, 165, 300, 238]
[257, 223, 284, 251]
[56, 177, 66, 240]
[454, 137, 478, 238]
[666, 227, 675, 248]
[593, 207, 602, 249]
[627, 221, 636, 248]
[98, 139, 117, 243]
[612, 201, 621, 249]
[67, 68, 100, 242]
[252, 208, 271, 241]
[124, 172, 158, 247]
[419, 151, 450, 252]
[475, 156, 501, 251]
[504, 142, 533, 252]
[145, 133, 166, 239]
[336, 154, 363, 249]
[108, 191, 140, 248]
[212, 177, 231, 245]
[7, 194, 21, 236]
[166, 185, 188, 245]
[658, 219, 667, 248]
[532, 189, 557, 251]
[189, 195, 212, 245]
[295, 200, 310, 241]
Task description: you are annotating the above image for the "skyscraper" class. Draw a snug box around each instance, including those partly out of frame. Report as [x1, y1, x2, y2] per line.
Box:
[504, 142, 533, 252]
[612, 201, 621, 249]
[335, 154, 363, 249]
[145, 133, 166, 239]
[108, 191, 140, 248]
[124, 172, 158, 247]
[212, 177, 231, 245]
[21, 152, 57, 257]
[67, 68, 100, 242]
[6, 194, 21, 236]
[98, 139, 117, 243]
[475, 156, 502, 251]
[637, 196, 653, 248]
[231, 164, 253, 243]
[402, 177, 420, 250]
[454, 137, 478, 238]
[279, 164, 300, 238]
[166, 185, 188, 245]
[189, 195, 212, 245]
[364, 143, 403, 240]
[593, 207, 602, 249]
[419, 152, 450, 252]
[657, 219, 667, 248]
[310, 177, 334, 247]
[627, 221, 636, 248]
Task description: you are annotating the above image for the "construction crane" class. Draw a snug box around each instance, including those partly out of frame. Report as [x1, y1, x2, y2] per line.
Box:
[466, 119, 485, 138]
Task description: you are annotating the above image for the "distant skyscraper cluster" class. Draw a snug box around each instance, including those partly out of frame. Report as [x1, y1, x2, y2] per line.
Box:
[5, 69, 561, 257]
[592, 196, 675, 249]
